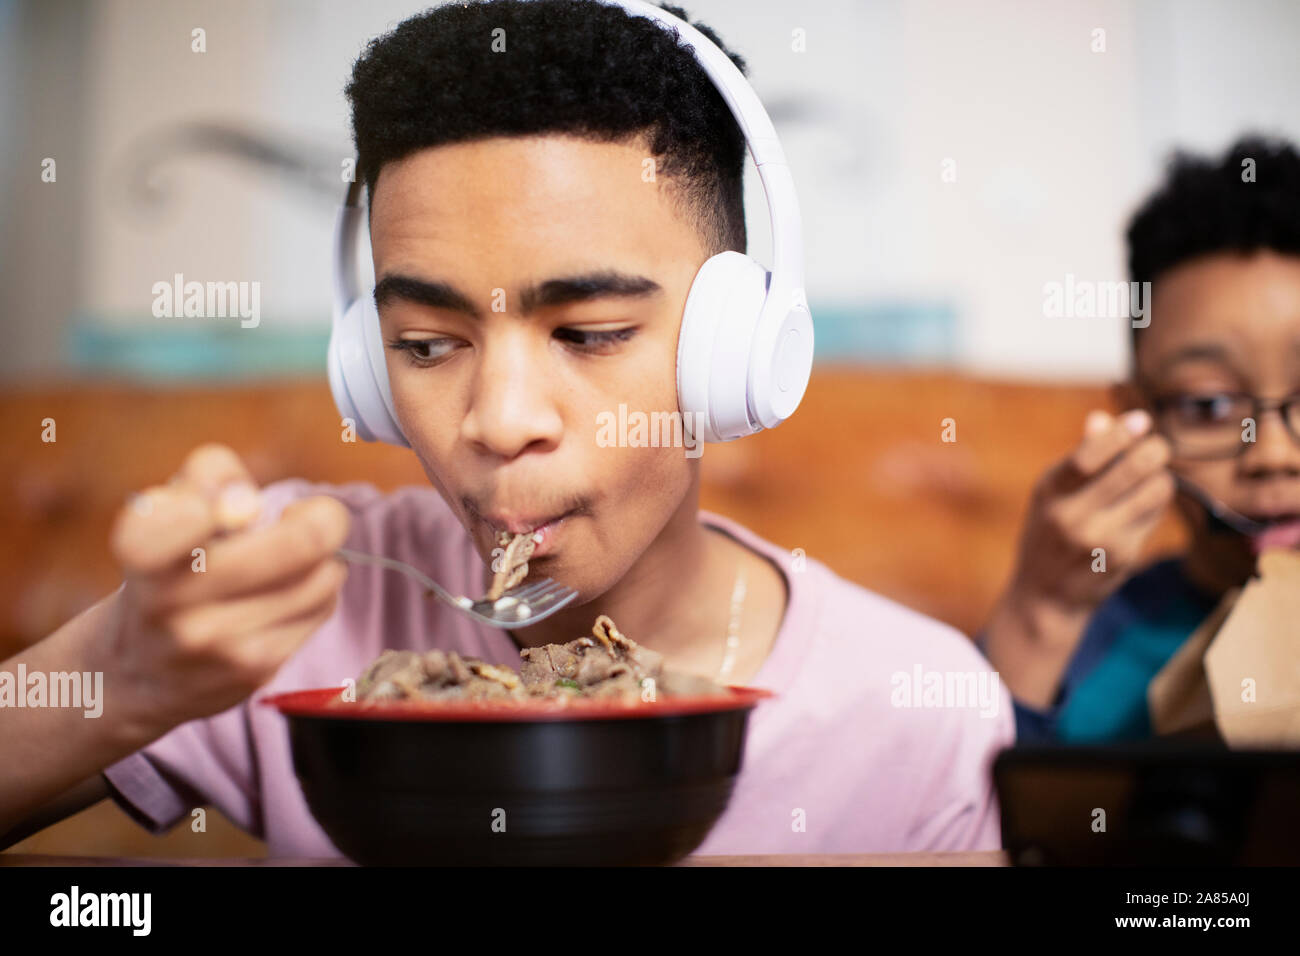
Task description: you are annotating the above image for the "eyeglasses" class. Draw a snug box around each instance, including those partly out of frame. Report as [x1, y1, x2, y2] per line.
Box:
[1139, 384, 1300, 460]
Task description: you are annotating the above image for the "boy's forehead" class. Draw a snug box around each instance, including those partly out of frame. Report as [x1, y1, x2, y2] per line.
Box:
[1140, 251, 1300, 377]
[369, 134, 696, 255]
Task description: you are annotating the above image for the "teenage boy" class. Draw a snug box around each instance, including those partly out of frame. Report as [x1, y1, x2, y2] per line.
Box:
[980, 136, 1300, 743]
[1, 0, 1011, 855]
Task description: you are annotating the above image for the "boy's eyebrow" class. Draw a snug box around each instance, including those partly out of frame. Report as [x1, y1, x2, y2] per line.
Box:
[373, 270, 663, 318]
[1153, 342, 1239, 376]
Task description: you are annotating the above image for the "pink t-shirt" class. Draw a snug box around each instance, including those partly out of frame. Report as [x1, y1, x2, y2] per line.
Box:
[104, 478, 1014, 857]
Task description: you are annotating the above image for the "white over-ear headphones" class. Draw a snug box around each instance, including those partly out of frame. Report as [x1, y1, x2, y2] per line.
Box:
[329, 0, 813, 447]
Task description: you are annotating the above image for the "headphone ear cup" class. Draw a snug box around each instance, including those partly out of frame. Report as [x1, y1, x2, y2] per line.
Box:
[677, 251, 770, 443]
[327, 296, 409, 446]
[327, 297, 365, 437]
[355, 295, 410, 447]
[749, 284, 813, 429]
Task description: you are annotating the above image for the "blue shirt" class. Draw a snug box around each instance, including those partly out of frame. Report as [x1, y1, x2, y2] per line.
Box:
[980, 559, 1223, 744]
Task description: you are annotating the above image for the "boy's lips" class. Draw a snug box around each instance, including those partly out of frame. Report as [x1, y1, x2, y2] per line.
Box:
[1248, 514, 1300, 554]
[482, 509, 575, 557]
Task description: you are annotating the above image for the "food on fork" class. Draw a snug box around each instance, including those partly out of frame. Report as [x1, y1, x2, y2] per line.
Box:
[485, 530, 538, 602]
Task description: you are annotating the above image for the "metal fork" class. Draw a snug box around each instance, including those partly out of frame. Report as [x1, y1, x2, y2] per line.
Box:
[1172, 475, 1268, 535]
[335, 548, 578, 627]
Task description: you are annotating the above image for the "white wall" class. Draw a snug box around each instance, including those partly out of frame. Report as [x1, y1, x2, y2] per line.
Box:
[4, 0, 1300, 382]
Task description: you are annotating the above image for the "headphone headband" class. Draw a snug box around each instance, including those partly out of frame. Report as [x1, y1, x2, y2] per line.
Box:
[337, 0, 805, 284]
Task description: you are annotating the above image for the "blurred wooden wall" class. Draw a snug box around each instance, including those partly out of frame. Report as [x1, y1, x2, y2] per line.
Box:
[0, 368, 1185, 858]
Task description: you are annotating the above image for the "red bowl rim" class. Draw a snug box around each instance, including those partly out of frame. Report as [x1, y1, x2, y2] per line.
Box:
[260, 684, 775, 723]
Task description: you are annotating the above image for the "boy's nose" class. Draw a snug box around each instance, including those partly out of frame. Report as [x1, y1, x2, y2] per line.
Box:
[459, 332, 563, 460]
[1239, 406, 1300, 475]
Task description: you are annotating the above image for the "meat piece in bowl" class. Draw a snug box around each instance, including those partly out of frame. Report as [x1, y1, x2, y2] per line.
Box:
[356, 648, 525, 702]
[520, 615, 666, 700]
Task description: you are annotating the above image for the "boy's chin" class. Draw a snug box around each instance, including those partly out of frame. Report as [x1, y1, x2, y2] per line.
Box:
[1183, 542, 1257, 594]
[525, 555, 598, 597]
[1186, 516, 1254, 564]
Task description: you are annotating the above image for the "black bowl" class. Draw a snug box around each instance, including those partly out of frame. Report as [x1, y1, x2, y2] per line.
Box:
[262, 686, 772, 866]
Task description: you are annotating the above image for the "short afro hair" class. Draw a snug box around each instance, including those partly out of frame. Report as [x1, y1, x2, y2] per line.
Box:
[344, 0, 749, 256]
[1126, 134, 1300, 354]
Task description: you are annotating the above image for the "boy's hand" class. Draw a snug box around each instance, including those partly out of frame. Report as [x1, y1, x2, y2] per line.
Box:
[1012, 409, 1174, 614]
[982, 409, 1175, 708]
[100, 444, 350, 738]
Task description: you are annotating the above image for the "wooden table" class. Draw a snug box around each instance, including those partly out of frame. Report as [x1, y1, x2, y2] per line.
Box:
[2, 851, 1009, 866]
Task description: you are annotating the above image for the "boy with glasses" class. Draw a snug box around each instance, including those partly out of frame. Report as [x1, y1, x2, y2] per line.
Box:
[979, 136, 1300, 743]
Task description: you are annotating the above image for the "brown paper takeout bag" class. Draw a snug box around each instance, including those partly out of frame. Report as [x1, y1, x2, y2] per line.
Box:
[1147, 585, 1239, 738]
[1149, 549, 1300, 747]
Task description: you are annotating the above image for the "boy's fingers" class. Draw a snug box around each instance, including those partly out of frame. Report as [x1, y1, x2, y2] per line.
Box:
[1080, 434, 1173, 510]
[236, 594, 345, 687]
[1065, 409, 1153, 480]
[258, 586, 345, 659]
[273, 496, 351, 569]
[170, 443, 256, 498]
[164, 555, 348, 656]
[169, 444, 263, 533]
[110, 485, 220, 577]
[1084, 409, 1112, 437]
[147, 496, 351, 610]
[1093, 468, 1176, 541]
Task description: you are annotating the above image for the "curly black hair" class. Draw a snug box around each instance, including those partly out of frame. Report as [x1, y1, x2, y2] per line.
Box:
[344, 0, 749, 256]
[1126, 134, 1300, 352]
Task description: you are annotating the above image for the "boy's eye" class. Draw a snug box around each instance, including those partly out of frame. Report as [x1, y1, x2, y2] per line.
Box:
[552, 326, 637, 352]
[386, 328, 637, 366]
[386, 338, 460, 365]
[1171, 394, 1248, 425]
